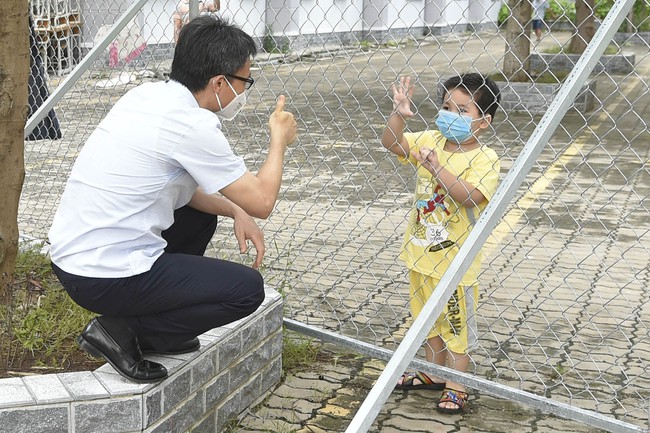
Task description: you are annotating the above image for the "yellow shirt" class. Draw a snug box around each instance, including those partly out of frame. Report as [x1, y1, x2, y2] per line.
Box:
[398, 130, 500, 285]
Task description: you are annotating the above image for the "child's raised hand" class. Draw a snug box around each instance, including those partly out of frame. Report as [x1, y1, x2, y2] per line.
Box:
[391, 76, 415, 118]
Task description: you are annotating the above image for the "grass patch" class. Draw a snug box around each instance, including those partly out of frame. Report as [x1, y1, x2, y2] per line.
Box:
[11, 287, 95, 360]
[282, 330, 321, 375]
[0, 245, 99, 376]
[262, 26, 291, 55]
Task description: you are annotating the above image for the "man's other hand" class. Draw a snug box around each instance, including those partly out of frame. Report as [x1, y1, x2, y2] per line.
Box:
[233, 208, 265, 269]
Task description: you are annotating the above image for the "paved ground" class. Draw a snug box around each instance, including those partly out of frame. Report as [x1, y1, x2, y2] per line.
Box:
[227, 342, 612, 433]
[21, 29, 650, 433]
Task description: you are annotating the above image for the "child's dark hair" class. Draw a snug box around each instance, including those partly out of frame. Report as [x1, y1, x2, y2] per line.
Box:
[442, 73, 501, 119]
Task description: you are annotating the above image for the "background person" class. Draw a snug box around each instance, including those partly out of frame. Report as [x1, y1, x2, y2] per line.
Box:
[48, 16, 297, 383]
[173, 0, 220, 43]
[532, 0, 550, 43]
[381, 73, 501, 414]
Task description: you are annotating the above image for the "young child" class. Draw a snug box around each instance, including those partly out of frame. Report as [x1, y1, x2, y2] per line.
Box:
[381, 73, 501, 414]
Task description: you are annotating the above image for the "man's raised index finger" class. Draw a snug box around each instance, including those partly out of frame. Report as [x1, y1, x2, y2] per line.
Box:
[275, 95, 286, 113]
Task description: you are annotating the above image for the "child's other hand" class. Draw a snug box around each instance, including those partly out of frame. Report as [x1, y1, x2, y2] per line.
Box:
[412, 147, 441, 175]
[391, 76, 415, 118]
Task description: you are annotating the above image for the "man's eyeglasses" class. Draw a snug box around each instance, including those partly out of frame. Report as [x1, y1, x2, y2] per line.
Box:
[226, 74, 255, 90]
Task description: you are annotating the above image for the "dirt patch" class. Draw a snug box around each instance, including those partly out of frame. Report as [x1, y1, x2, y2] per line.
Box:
[0, 345, 104, 378]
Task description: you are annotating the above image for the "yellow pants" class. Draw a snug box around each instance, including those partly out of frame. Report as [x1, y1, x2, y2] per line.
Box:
[409, 270, 479, 354]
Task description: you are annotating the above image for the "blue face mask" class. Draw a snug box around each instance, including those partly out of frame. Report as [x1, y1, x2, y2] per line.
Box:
[435, 110, 474, 144]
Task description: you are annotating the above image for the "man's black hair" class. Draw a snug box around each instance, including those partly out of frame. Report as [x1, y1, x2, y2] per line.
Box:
[170, 15, 257, 92]
[442, 73, 501, 120]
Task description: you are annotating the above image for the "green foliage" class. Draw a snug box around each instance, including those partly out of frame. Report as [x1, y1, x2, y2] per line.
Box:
[547, 0, 576, 22]
[497, 3, 510, 27]
[282, 330, 320, 375]
[12, 287, 95, 359]
[594, 0, 613, 20]
[262, 25, 279, 53]
[2, 245, 97, 371]
[618, 0, 650, 32]
[499, 0, 648, 32]
[262, 26, 290, 54]
[15, 243, 52, 282]
[546, 0, 650, 32]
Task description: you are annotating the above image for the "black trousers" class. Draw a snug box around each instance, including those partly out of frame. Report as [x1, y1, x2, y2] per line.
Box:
[52, 206, 265, 351]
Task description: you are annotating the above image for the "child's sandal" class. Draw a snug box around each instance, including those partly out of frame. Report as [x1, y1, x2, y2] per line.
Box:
[395, 371, 446, 390]
[436, 388, 468, 414]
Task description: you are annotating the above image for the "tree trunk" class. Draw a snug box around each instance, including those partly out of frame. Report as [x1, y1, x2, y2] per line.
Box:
[503, 0, 532, 82]
[568, 0, 596, 54]
[626, 8, 634, 33]
[0, 2, 29, 298]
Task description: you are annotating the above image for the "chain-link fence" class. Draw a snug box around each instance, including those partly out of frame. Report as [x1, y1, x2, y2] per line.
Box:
[23, 0, 649, 431]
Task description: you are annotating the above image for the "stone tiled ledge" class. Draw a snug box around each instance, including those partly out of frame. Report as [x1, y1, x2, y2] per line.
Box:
[0, 288, 283, 433]
[529, 51, 636, 76]
[612, 31, 650, 46]
[496, 79, 597, 114]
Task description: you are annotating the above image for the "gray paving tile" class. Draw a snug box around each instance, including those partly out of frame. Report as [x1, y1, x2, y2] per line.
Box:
[0, 378, 35, 407]
[23, 374, 71, 404]
[59, 371, 109, 400]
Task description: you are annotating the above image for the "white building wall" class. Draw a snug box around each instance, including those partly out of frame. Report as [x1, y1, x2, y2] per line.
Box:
[468, 0, 502, 26]
[363, 0, 426, 32]
[141, 0, 174, 43]
[444, 0, 470, 26]
[80, 0, 498, 48]
[289, 0, 364, 34]
[221, 0, 267, 38]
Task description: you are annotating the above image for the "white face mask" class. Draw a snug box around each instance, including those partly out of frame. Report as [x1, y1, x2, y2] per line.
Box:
[215, 78, 247, 121]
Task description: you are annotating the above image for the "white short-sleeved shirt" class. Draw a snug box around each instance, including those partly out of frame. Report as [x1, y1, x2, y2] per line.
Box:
[48, 80, 246, 278]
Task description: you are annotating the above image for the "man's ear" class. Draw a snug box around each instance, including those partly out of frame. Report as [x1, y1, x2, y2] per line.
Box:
[212, 76, 225, 90]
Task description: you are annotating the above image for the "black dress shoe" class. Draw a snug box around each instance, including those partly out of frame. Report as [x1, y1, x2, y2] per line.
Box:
[78, 318, 168, 383]
[140, 337, 201, 355]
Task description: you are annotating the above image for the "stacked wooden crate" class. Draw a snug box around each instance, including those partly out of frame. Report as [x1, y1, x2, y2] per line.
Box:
[31, 0, 82, 75]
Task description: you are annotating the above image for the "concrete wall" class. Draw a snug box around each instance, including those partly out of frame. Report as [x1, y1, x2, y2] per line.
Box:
[0, 289, 283, 433]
